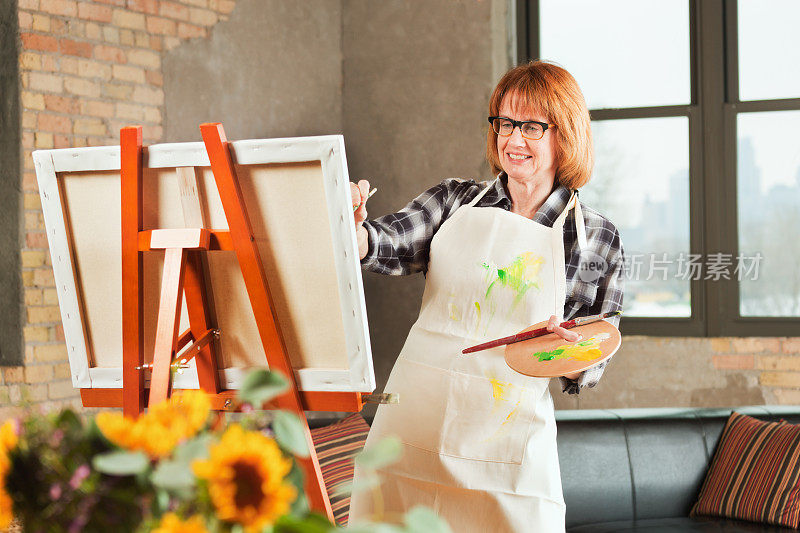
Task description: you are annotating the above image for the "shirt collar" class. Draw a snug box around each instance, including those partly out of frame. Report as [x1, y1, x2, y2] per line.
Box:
[477, 173, 573, 228]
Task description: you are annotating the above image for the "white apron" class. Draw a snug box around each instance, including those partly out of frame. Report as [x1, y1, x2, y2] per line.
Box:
[350, 180, 586, 532]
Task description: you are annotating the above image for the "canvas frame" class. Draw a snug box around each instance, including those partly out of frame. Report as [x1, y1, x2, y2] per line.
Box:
[32, 135, 375, 394]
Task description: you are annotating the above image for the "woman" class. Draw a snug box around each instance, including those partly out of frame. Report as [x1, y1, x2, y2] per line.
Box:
[348, 60, 624, 531]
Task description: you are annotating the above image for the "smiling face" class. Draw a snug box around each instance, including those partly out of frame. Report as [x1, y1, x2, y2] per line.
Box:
[496, 93, 559, 187]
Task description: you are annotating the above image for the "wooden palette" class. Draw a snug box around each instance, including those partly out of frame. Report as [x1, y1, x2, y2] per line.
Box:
[505, 319, 621, 378]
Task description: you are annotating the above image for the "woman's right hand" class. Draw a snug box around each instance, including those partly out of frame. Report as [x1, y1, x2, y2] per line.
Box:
[351, 179, 371, 259]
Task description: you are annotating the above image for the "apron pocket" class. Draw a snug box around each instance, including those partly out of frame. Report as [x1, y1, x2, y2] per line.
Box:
[380, 357, 452, 454]
[439, 370, 538, 464]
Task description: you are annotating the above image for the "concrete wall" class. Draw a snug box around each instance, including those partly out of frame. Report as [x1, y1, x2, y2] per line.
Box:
[341, 0, 515, 410]
[1, 0, 21, 366]
[163, 0, 343, 142]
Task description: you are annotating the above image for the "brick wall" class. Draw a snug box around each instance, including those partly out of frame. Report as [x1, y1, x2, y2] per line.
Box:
[713, 338, 800, 404]
[3, 0, 236, 417]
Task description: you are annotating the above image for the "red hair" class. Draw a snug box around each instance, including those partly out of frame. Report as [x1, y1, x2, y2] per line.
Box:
[486, 60, 594, 189]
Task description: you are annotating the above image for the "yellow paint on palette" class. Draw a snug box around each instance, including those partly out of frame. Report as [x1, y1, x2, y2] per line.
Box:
[532, 332, 612, 363]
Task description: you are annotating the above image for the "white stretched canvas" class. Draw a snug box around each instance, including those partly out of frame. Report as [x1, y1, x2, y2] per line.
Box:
[32, 135, 375, 394]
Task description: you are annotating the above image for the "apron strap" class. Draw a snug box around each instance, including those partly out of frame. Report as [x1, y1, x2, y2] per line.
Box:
[466, 177, 498, 208]
[555, 190, 588, 251]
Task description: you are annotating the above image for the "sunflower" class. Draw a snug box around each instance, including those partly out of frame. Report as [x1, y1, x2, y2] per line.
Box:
[0, 421, 17, 452]
[0, 420, 19, 529]
[152, 513, 208, 533]
[193, 424, 296, 532]
[96, 389, 211, 458]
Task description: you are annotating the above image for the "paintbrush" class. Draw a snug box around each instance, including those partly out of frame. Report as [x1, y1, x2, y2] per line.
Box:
[353, 187, 378, 212]
[461, 311, 621, 355]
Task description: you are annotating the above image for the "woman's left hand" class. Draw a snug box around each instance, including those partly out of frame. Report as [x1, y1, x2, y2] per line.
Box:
[545, 315, 583, 380]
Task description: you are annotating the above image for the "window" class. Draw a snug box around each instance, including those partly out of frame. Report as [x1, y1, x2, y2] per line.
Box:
[518, 0, 800, 336]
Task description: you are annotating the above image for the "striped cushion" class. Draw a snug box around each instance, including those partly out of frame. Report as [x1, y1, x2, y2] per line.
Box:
[310, 413, 370, 527]
[690, 411, 800, 527]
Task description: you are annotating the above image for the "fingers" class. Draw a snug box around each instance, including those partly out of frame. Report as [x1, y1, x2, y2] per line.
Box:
[358, 179, 370, 200]
[354, 202, 367, 224]
[351, 180, 372, 210]
[350, 181, 361, 209]
[546, 314, 582, 342]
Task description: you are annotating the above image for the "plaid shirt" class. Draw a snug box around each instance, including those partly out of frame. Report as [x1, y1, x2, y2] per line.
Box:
[361, 175, 625, 395]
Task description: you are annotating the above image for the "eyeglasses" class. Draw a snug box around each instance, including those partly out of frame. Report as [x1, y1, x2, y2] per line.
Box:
[488, 116, 555, 141]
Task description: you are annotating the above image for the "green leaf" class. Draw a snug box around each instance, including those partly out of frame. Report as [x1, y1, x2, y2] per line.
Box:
[239, 370, 289, 407]
[273, 410, 309, 458]
[173, 433, 212, 463]
[155, 489, 170, 514]
[273, 513, 334, 533]
[151, 459, 196, 492]
[290, 492, 309, 516]
[286, 461, 305, 491]
[336, 471, 380, 497]
[355, 436, 402, 470]
[92, 450, 149, 476]
[55, 408, 82, 430]
[403, 506, 451, 533]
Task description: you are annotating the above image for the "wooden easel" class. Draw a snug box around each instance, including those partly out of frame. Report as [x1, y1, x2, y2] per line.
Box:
[81, 123, 368, 520]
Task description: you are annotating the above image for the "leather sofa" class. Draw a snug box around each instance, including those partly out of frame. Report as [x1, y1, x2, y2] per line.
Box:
[558, 405, 800, 532]
[312, 405, 800, 531]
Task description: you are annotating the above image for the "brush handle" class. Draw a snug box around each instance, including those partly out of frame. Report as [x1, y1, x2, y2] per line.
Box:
[462, 319, 578, 354]
[460, 311, 618, 355]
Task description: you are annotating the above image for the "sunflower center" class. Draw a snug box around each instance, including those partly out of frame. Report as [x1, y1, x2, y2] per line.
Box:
[232, 460, 265, 509]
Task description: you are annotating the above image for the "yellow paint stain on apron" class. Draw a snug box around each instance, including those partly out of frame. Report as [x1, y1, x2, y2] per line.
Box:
[483, 376, 524, 443]
[489, 377, 510, 403]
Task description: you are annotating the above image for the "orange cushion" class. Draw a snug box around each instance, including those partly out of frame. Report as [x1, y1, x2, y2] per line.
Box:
[690, 411, 800, 527]
[310, 413, 370, 527]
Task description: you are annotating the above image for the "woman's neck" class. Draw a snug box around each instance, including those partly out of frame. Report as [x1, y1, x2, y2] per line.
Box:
[506, 175, 556, 219]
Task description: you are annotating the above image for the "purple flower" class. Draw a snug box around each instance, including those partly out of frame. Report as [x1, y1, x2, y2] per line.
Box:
[49, 484, 62, 500]
[69, 464, 90, 489]
[50, 429, 65, 447]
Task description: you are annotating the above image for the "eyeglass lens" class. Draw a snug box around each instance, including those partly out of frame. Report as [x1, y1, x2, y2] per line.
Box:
[492, 118, 544, 140]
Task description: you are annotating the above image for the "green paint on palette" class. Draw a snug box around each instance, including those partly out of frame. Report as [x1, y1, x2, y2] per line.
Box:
[531, 333, 611, 363]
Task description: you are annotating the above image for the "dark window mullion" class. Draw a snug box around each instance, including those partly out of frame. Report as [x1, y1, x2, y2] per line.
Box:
[589, 105, 692, 121]
[724, 0, 739, 104]
[518, 0, 539, 64]
[698, 0, 729, 336]
[734, 98, 800, 113]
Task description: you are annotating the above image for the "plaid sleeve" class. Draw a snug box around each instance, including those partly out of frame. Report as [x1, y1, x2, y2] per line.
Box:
[559, 224, 625, 395]
[360, 179, 474, 275]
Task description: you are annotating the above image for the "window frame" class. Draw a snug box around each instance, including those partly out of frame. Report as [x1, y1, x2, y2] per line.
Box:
[0, 0, 22, 366]
[518, 0, 800, 336]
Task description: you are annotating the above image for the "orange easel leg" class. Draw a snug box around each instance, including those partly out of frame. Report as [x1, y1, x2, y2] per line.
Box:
[199, 122, 334, 521]
[183, 251, 221, 393]
[149, 248, 187, 406]
[121, 126, 145, 417]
